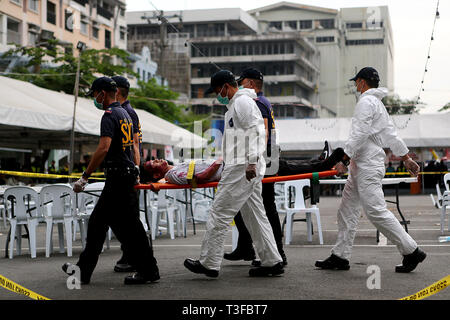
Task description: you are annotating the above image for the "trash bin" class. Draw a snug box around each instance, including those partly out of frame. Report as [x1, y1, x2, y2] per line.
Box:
[410, 174, 421, 194]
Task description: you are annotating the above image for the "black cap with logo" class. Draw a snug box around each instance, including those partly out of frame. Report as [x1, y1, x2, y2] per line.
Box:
[205, 70, 236, 95]
[111, 76, 130, 89]
[236, 68, 264, 84]
[86, 77, 118, 97]
[349, 67, 380, 82]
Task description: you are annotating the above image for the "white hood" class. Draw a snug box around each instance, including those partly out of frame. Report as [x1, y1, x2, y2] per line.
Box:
[361, 87, 388, 100]
[229, 88, 257, 105]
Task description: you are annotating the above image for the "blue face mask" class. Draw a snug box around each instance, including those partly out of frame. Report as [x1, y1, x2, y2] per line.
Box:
[94, 92, 104, 109]
[238, 85, 244, 90]
[217, 85, 229, 105]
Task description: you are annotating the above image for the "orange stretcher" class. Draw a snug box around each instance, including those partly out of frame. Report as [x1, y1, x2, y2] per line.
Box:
[135, 170, 338, 192]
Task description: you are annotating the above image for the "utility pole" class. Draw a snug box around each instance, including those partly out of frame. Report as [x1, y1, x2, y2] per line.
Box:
[69, 41, 86, 175]
[142, 11, 182, 86]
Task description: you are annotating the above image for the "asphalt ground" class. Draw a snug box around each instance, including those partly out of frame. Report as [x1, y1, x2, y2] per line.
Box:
[0, 194, 449, 302]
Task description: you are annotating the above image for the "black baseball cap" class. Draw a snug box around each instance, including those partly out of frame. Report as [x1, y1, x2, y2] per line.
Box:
[349, 67, 380, 82]
[236, 68, 264, 84]
[111, 76, 130, 89]
[205, 70, 236, 95]
[86, 77, 117, 97]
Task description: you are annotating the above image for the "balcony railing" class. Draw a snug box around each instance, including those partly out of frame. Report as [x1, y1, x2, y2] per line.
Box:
[97, 6, 114, 20]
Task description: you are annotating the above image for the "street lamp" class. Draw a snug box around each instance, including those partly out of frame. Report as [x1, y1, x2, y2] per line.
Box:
[69, 41, 86, 175]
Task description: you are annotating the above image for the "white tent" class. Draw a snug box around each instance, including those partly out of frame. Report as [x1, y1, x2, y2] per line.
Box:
[277, 112, 450, 152]
[0, 76, 205, 150]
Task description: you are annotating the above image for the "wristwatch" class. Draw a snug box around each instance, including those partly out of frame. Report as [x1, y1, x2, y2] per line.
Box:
[341, 158, 350, 166]
[82, 171, 90, 179]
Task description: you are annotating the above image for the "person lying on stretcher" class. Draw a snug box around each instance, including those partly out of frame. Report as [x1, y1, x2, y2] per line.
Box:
[140, 143, 345, 185]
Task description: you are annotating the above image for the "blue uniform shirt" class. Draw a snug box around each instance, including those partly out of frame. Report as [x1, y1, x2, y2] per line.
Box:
[254, 91, 276, 156]
[100, 102, 135, 169]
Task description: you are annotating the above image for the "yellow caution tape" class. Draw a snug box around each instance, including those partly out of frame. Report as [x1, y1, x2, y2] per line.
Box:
[0, 170, 105, 180]
[230, 219, 235, 227]
[399, 275, 450, 300]
[186, 160, 197, 188]
[0, 274, 50, 300]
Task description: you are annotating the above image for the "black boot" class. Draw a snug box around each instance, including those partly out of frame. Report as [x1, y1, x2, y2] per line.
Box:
[124, 269, 160, 285]
[223, 248, 256, 261]
[395, 248, 427, 273]
[183, 259, 219, 278]
[249, 262, 284, 277]
[315, 254, 350, 270]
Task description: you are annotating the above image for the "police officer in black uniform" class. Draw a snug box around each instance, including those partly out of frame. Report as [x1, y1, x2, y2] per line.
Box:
[224, 68, 287, 265]
[111, 75, 144, 273]
[62, 77, 159, 285]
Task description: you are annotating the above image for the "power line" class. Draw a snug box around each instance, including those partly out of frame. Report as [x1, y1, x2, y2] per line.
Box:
[393, 0, 440, 130]
[1, 72, 76, 77]
[146, 0, 222, 71]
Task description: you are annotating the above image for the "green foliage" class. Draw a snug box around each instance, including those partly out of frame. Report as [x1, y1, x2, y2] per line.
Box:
[3, 40, 134, 95]
[438, 102, 450, 112]
[382, 95, 419, 115]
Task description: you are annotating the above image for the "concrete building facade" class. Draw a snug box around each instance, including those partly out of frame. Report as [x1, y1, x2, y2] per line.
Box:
[250, 2, 394, 117]
[0, 0, 127, 53]
[127, 8, 322, 119]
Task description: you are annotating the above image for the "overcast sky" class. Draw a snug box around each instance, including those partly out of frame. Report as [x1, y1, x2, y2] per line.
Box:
[126, 0, 450, 113]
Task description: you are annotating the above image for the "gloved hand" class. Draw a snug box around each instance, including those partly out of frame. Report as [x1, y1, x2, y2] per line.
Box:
[73, 177, 88, 193]
[335, 162, 348, 176]
[246, 164, 257, 181]
[404, 158, 420, 177]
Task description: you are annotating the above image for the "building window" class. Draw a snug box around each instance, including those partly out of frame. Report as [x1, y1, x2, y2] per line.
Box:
[345, 39, 384, 45]
[120, 31, 125, 40]
[285, 21, 297, 31]
[316, 36, 335, 43]
[300, 20, 312, 29]
[269, 21, 282, 31]
[47, 1, 56, 25]
[29, 0, 39, 12]
[148, 72, 151, 81]
[65, 9, 73, 32]
[92, 26, 99, 39]
[80, 21, 88, 35]
[28, 31, 39, 46]
[120, 7, 125, 17]
[318, 19, 334, 29]
[346, 22, 363, 29]
[105, 29, 111, 48]
[137, 68, 140, 79]
[7, 18, 21, 45]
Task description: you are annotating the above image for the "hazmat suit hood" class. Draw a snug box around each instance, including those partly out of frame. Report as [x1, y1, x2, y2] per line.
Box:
[228, 88, 257, 107]
[360, 87, 388, 101]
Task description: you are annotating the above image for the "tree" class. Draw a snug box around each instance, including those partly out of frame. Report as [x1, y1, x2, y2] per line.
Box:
[438, 102, 450, 112]
[3, 40, 133, 96]
[382, 94, 419, 115]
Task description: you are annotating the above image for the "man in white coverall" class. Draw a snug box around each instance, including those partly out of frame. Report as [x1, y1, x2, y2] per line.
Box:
[316, 67, 426, 273]
[184, 70, 284, 277]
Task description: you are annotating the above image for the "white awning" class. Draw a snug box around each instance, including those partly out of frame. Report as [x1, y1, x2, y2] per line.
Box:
[0, 76, 205, 149]
[277, 113, 450, 151]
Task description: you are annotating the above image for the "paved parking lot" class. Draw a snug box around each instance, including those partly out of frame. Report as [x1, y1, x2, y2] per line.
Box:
[0, 194, 448, 301]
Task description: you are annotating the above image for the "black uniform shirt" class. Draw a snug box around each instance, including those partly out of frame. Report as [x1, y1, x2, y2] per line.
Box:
[255, 91, 276, 156]
[100, 102, 135, 169]
[121, 100, 143, 157]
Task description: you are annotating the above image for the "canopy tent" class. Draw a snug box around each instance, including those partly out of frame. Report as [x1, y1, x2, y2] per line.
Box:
[277, 112, 450, 153]
[0, 76, 205, 150]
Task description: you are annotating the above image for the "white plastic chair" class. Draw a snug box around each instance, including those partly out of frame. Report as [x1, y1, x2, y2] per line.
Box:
[283, 179, 323, 245]
[4, 186, 41, 259]
[441, 190, 450, 234]
[73, 191, 97, 249]
[0, 197, 6, 228]
[150, 190, 181, 240]
[40, 184, 75, 258]
[444, 173, 450, 192]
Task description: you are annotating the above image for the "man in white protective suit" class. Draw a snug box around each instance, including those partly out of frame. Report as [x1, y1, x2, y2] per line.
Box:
[315, 67, 426, 273]
[183, 70, 284, 277]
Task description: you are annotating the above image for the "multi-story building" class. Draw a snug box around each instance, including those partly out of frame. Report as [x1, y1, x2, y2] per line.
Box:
[249, 2, 394, 117]
[127, 8, 322, 119]
[0, 0, 127, 53]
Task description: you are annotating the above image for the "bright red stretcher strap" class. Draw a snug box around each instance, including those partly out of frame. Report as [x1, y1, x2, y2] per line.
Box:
[135, 170, 338, 192]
